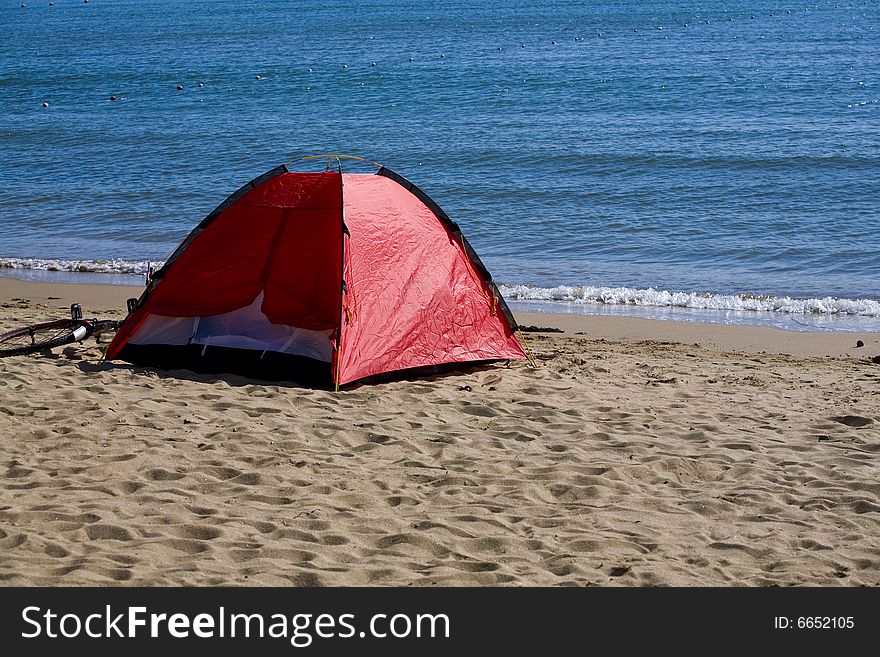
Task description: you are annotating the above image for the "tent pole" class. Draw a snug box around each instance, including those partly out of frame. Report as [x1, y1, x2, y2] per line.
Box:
[334, 157, 346, 392]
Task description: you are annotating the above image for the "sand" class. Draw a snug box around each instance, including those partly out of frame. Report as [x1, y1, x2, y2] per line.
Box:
[1, 276, 878, 586]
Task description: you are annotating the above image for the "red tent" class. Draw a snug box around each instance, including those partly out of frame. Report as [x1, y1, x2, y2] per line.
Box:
[106, 164, 528, 387]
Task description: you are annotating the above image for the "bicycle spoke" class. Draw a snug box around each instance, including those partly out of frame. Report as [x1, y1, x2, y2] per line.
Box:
[4, 327, 74, 349]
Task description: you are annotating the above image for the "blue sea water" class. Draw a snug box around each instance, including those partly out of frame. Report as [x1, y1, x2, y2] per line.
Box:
[1, 0, 878, 330]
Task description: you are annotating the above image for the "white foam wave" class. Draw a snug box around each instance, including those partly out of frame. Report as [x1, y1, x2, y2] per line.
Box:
[0, 257, 162, 276]
[2, 258, 878, 319]
[498, 284, 880, 318]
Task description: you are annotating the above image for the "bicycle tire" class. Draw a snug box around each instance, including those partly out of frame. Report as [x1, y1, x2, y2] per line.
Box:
[0, 319, 93, 358]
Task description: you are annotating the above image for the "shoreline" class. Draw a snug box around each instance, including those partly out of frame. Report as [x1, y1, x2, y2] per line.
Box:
[2, 276, 878, 360]
[3, 267, 880, 334]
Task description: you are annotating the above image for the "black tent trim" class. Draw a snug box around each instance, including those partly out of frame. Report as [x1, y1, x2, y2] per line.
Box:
[376, 166, 519, 331]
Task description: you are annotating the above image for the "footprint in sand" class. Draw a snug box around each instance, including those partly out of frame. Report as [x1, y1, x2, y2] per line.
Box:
[5, 466, 33, 478]
[144, 468, 185, 481]
[830, 415, 874, 428]
[0, 533, 28, 549]
[288, 572, 323, 587]
[319, 534, 349, 546]
[461, 405, 498, 417]
[43, 543, 70, 558]
[163, 538, 211, 554]
[85, 524, 133, 541]
[386, 495, 419, 507]
[449, 561, 500, 573]
[102, 568, 133, 581]
[202, 466, 242, 480]
[548, 562, 578, 577]
[170, 525, 223, 541]
[116, 481, 144, 494]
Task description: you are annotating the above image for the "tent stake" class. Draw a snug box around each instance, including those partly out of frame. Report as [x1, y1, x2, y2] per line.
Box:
[517, 329, 539, 368]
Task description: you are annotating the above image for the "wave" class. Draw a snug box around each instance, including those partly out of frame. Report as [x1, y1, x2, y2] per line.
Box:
[498, 284, 880, 318]
[2, 258, 878, 319]
[0, 257, 160, 276]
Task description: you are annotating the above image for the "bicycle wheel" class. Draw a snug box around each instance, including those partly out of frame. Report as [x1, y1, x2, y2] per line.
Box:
[0, 319, 93, 357]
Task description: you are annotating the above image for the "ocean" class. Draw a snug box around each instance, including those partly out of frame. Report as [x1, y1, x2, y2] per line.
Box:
[1, 0, 878, 331]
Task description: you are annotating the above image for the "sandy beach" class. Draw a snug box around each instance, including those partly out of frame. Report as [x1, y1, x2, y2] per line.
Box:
[1, 276, 878, 586]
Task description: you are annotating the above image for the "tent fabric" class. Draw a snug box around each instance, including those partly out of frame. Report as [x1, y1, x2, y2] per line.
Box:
[106, 165, 526, 387]
[136, 172, 343, 329]
[337, 173, 524, 385]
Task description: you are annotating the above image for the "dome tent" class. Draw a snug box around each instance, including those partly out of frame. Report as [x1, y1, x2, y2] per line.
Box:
[106, 159, 529, 388]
